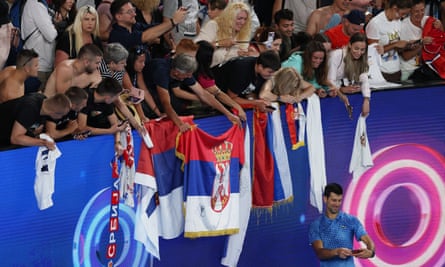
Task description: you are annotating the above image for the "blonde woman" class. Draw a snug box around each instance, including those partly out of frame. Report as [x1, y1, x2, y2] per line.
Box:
[55, 5, 102, 66]
[194, 2, 251, 67]
[260, 67, 315, 104]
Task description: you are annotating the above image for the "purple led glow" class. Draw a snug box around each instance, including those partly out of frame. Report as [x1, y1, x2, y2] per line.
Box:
[343, 144, 445, 267]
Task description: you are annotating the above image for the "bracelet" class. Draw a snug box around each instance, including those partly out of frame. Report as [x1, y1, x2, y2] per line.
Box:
[215, 41, 220, 48]
[370, 249, 375, 258]
[115, 141, 121, 145]
[170, 18, 177, 28]
[277, 95, 281, 102]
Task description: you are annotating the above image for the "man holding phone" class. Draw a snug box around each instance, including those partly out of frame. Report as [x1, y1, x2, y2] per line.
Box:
[308, 183, 375, 266]
[77, 78, 129, 153]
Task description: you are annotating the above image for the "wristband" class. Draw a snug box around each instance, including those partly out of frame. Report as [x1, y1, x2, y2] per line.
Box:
[170, 18, 177, 28]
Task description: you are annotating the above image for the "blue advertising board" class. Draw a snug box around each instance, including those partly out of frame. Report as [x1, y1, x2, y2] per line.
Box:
[0, 86, 444, 266]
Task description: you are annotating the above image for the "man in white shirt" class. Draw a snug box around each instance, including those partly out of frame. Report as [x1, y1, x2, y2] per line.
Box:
[400, 0, 440, 81]
[365, 0, 412, 82]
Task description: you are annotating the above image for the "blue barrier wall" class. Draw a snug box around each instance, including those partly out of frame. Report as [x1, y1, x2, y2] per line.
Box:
[1, 86, 444, 266]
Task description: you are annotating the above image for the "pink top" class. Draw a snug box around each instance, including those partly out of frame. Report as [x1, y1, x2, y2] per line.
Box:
[197, 73, 216, 89]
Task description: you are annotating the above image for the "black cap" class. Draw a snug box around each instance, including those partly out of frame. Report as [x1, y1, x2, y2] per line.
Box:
[344, 10, 365, 26]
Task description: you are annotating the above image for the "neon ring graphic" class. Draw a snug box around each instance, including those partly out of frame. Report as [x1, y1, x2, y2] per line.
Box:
[72, 187, 149, 266]
[343, 144, 445, 267]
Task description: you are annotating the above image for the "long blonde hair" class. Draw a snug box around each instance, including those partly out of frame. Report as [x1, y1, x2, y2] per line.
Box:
[272, 67, 302, 97]
[67, 5, 100, 55]
[215, 2, 251, 42]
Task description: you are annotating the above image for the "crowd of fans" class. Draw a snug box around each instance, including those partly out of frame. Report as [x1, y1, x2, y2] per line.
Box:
[0, 0, 444, 152]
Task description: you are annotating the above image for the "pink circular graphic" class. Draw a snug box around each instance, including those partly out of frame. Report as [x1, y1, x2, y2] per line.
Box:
[343, 144, 445, 267]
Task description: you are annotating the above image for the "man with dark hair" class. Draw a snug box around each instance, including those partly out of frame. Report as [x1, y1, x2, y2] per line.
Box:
[274, 9, 299, 61]
[366, 0, 413, 82]
[0, 93, 71, 149]
[78, 77, 128, 153]
[45, 86, 89, 140]
[108, 0, 186, 50]
[309, 182, 376, 266]
[146, 53, 241, 132]
[217, 50, 281, 112]
[44, 44, 103, 97]
[0, 49, 39, 103]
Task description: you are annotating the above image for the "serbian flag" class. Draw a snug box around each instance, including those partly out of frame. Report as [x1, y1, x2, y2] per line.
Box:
[252, 105, 293, 208]
[176, 124, 244, 238]
[134, 116, 194, 259]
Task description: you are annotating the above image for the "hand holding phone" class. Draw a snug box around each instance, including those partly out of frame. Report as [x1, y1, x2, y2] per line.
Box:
[351, 249, 363, 254]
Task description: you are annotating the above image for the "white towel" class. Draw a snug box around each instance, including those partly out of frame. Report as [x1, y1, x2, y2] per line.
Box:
[306, 95, 327, 213]
[297, 102, 306, 145]
[349, 115, 373, 181]
[34, 134, 61, 210]
[221, 124, 252, 267]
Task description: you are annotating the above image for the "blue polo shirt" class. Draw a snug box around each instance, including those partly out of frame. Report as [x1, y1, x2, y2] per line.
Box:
[308, 211, 367, 267]
[146, 58, 196, 115]
[109, 23, 147, 50]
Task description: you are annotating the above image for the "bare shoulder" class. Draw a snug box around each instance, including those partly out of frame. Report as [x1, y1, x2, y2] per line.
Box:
[0, 66, 16, 81]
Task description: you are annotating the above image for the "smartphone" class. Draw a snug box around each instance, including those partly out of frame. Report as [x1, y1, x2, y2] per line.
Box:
[73, 130, 91, 139]
[80, 130, 92, 136]
[351, 249, 363, 254]
[266, 105, 276, 110]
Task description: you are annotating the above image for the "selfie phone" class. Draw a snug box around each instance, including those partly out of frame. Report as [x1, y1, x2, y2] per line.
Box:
[80, 130, 92, 136]
[73, 130, 91, 139]
[265, 32, 275, 49]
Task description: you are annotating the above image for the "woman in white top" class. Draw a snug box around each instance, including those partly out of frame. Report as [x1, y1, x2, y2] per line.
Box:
[194, 2, 251, 68]
[328, 32, 370, 116]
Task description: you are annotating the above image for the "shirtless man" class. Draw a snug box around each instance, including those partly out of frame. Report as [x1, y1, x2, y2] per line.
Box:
[306, 0, 350, 36]
[44, 43, 146, 134]
[44, 43, 103, 97]
[0, 49, 39, 103]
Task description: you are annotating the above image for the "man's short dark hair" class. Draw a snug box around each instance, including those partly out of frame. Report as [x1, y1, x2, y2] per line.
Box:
[412, 0, 424, 5]
[110, 0, 132, 18]
[324, 183, 343, 198]
[78, 44, 103, 59]
[16, 49, 39, 68]
[65, 86, 88, 105]
[96, 77, 123, 96]
[274, 9, 294, 25]
[256, 50, 281, 71]
[388, 0, 413, 9]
